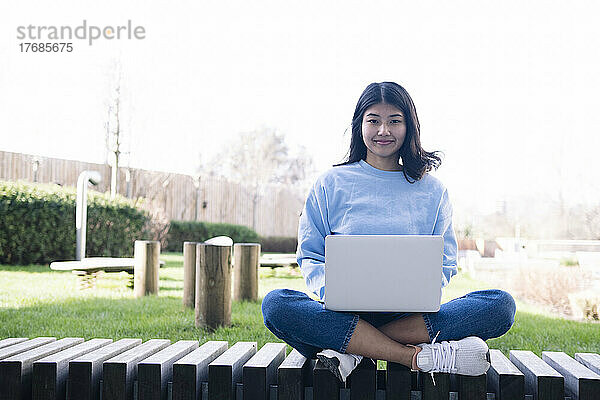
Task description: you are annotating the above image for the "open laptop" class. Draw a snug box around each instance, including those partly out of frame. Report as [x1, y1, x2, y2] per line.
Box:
[324, 235, 444, 312]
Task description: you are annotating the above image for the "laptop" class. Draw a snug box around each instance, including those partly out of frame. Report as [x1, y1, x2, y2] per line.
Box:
[324, 235, 443, 312]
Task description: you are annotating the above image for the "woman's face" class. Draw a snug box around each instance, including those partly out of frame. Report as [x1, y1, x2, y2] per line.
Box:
[361, 103, 407, 170]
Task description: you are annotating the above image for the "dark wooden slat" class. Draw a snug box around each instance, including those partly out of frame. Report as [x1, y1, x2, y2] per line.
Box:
[305, 386, 313, 400]
[277, 348, 311, 400]
[575, 353, 600, 376]
[0, 337, 56, 361]
[305, 359, 316, 388]
[542, 351, 600, 400]
[68, 339, 142, 400]
[377, 369, 386, 390]
[486, 349, 524, 400]
[137, 340, 198, 400]
[172, 341, 228, 400]
[386, 362, 411, 400]
[509, 350, 564, 400]
[449, 373, 458, 393]
[420, 372, 450, 400]
[202, 382, 209, 399]
[32, 339, 112, 400]
[0, 337, 83, 400]
[313, 359, 342, 400]
[243, 343, 286, 400]
[457, 374, 486, 400]
[0, 338, 28, 350]
[102, 339, 170, 400]
[412, 370, 419, 390]
[347, 358, 376, 400]
[208, 341, 257, 400]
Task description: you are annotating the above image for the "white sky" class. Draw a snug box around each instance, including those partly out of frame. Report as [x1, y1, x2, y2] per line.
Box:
[1, 0, 599, 215]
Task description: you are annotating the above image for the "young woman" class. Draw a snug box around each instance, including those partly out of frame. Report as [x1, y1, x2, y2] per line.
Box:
[261, 82, 516, 383]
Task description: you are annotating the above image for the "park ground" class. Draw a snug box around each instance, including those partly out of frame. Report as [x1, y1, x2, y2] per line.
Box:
[0, 252, 598, 370]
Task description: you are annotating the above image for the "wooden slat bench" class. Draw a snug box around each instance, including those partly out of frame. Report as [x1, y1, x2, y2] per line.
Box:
[509, 350, 565, 400]
[102, 339, 171, 400]
[0, 337, 598, 400]
[32, 338, 112, 400]
[0, 337, 84, 400]
[69, 338, 142, 400]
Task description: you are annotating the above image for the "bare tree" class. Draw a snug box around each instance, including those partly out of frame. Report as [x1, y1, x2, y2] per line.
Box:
[105, 59, 126, 198]
[199, 127, 314, 229]
[585, 205, 600, 239]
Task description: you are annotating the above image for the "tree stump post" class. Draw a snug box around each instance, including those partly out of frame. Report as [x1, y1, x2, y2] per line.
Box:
[183, 242, 199, 308]
[134, 240, 160, 297]
[195, 243, 232, 330]
[233, 243, 260, 301]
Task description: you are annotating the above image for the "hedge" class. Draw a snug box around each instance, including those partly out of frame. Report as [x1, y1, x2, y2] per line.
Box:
[165, 220, 260, 252]
[0, 180, 149, 265]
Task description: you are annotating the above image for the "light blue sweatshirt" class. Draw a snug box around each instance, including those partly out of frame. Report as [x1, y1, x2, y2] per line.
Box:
[297, 159, 458, 301]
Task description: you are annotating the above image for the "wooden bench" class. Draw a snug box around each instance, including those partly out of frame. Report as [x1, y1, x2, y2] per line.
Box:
[50, 258, 165, 289]
[259, 254, 298, 269]
[0, 336, 599, 400]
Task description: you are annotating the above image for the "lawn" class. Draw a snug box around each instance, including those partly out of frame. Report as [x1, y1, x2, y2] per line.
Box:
[0, 252, 598, 369]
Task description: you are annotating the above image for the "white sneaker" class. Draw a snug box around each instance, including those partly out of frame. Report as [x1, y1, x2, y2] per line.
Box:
[415, 334, 490, 378]
[316, 349, 363, 383]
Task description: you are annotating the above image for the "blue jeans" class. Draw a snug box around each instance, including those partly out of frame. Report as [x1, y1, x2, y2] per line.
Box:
[262, 288, 516, 359]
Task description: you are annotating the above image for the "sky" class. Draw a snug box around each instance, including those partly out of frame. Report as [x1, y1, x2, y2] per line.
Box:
[1, 0, 599, 217]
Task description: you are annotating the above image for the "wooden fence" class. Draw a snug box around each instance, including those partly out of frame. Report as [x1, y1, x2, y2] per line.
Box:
[0, 150, 304, 237]
[0, 336, 599, 400]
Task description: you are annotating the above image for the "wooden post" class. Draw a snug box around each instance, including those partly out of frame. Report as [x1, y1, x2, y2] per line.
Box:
[233, 243, 260, 302]
[195, 243, 233, 330]
[183, 242, 199, 308]
[134, 240, 160, 297]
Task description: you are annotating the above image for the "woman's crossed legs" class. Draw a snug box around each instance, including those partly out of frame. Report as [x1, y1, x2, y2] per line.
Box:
[262, 288, 516, 369]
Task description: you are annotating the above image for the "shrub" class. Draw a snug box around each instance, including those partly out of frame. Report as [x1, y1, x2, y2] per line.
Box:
[165, 221, 260, 252]
[0, 180, 149, 265]
[259, 236, 297, 253]
[568, 291, 600, 320]
[510, 265, 595, 316]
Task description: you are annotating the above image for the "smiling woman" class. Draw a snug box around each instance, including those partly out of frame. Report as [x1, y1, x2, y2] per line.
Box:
[261, 81, 517, 384]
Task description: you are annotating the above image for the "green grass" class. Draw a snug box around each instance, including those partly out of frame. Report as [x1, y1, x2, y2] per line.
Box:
[0, 252, 598, 367]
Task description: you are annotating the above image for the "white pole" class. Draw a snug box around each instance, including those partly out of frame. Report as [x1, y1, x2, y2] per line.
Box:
[76, 171, 102, 260]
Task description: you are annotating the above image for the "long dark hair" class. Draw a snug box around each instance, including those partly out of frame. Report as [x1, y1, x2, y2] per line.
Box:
[335, 82, 442, 183]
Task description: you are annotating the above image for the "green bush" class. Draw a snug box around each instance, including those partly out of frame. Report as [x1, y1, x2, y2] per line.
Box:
[165, 221, 260, 252]
[259, 236, 297, 253]
[0, 180, 149, 265]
